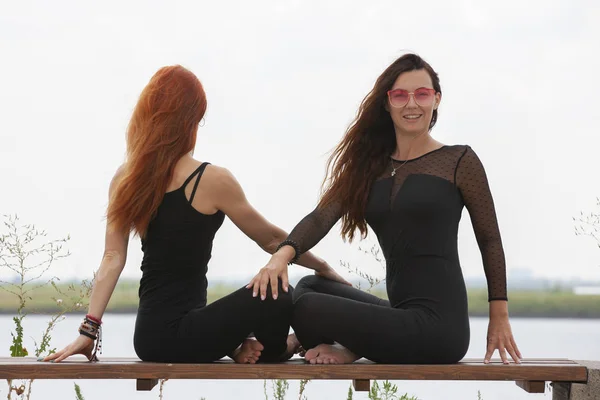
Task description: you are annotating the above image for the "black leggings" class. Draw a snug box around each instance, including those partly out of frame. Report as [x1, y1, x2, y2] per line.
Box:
[292, 275, 467, 364]
[134, 280, 293, 363]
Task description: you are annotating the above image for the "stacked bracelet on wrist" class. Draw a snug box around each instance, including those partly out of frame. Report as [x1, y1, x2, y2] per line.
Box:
[275, 239, 301, 265]
[78, 314, 102, 361]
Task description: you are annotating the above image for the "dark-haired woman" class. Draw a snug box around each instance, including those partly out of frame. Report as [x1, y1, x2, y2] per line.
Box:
[248, 54, 522, 365]
[43, 65, 350, 364]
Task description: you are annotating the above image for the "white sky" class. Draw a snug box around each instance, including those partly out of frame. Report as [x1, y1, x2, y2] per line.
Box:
[1, 0, 599, 285]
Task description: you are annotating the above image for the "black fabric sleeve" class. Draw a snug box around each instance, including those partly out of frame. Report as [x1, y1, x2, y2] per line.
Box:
[285, 202, 343, 256]
[456, 146, 508, 301]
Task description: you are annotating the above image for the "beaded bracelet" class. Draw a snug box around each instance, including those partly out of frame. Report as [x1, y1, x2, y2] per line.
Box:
[275, 240, 301, 265]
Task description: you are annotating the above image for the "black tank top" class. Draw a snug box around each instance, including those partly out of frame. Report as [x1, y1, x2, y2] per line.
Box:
[138, 162, 225, 312]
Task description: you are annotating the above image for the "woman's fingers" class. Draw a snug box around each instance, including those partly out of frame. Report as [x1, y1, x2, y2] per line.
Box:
[42, 349, 62, 362]
[251, 260, 290, 300]
[49, 346, 74, 363]
[498, 344, 509, 364]
[247, 275, 261, 297]
[484, 342, 494, 363]
[54, 350, 73, 363]
[505, 341, 520, 364]
[281, 270, 289, 293]
[339, 274, 352, 286]
[270, 271, 279, 300]
[259, 271, 270, 300]
[511, 336, 523, 359]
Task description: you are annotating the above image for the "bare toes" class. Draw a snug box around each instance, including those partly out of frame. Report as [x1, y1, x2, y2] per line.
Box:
[304, 348, 319, 360]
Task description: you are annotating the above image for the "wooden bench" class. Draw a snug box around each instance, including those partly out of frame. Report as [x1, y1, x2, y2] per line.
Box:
[0, 357, 594, 398]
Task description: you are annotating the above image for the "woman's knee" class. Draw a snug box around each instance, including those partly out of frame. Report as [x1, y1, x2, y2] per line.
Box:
[254, 278, 294, 312]
[292, 292, 322, 323]
[292, 275, 323, 302]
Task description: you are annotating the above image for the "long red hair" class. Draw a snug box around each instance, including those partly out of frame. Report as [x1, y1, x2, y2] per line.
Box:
[107, 65, 207, 238]
[318, 54, 441, 242]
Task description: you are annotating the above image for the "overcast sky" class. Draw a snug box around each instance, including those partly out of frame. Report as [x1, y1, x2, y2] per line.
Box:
[1, 0, 599, 286]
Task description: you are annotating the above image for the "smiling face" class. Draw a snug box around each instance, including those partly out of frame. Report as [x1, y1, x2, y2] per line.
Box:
[386, 69, 441, 135]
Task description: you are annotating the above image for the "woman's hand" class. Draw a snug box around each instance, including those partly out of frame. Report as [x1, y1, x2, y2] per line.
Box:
[247, 253, 289, 300]
[485, 315, 522, 364]
[42, 335, 95, 363]
[315, 263, 352, 286]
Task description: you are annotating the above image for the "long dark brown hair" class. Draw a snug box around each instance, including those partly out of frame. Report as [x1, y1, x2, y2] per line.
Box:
[318, 53, 441, 241]
[107, 65, 207, 238]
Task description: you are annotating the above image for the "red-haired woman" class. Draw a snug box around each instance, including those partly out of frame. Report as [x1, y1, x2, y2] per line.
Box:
[43, 65, 349, 364]
[248, 54, 522, 365]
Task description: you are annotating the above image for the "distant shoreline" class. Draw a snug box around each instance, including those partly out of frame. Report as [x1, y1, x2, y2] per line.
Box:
[2, 283, 600, 319]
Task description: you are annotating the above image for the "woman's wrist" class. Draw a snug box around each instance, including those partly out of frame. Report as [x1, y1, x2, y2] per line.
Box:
[78, 314, 103, 361]
[275, 240, 300, 264]
[273, 246, 295, 264]
[489, 300, 509, 319]
[85, 314, 102, 325]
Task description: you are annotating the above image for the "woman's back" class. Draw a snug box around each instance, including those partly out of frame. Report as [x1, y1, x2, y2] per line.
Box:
[139, 161, 225, 312]
[45, 65, 310, 365]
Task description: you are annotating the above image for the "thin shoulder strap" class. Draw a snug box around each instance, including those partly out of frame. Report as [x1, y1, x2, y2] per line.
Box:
[187, 162, 211, 204]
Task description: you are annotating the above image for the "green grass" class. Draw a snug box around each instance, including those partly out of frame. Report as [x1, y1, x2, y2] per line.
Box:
[358, 288, 600, 318]
[467, 289, 600, 318]
[1, 281, 599, 317]
[0, 281, 239, 314]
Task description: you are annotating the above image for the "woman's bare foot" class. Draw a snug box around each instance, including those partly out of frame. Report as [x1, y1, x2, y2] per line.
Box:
[231, 338, 264, 364]
[304, 343, 360, 364]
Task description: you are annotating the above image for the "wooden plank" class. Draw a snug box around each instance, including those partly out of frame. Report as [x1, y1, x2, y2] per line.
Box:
[0, 357, 579, 365]
[136, 379, 158, 391]
[515, 380, 545, 393]
[353, 379, 370, 391]
[0, 357, 588, 383]
[0, 357, 581, 365]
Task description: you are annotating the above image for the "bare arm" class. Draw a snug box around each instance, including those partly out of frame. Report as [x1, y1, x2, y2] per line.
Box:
[44, 166, 129, 362]
[206, 165, 328, 272]
[87, 167, 130, 320]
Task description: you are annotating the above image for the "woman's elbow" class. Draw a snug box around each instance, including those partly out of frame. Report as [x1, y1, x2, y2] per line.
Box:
[259, 241, 277, 254]
[101, 250, 126, 270]
[260, 233, 287, 254]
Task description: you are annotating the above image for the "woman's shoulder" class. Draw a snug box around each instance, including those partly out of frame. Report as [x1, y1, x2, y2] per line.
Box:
[108, 163, 127, 193]
[198, 162, 232, 182]
[194, 162, 243, 194]
[434, 144, 471, 161]
[442, 144, 482, 159]
[443, 144, 471, 152]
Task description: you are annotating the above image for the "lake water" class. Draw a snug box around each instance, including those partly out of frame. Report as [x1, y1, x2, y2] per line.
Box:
[1, 315, 599, 400]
